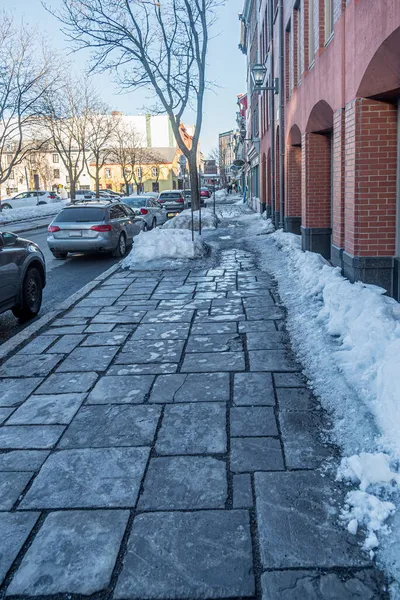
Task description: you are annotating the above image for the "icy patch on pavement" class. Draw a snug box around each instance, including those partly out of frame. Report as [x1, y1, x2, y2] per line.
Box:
[0, 200, 67, 224]
[162, 209, 219, 231]
[123, 229, 208, 265]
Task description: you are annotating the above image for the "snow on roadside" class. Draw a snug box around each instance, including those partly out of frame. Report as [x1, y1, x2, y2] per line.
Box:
[122, 228, 208, 266]
[162, 209, 219, 231]
[242, 211, 400, 592]
[0, 201, 67, 225]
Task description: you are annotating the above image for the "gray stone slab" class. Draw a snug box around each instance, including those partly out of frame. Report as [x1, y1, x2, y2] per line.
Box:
[0, 451, 49, 472]
[231, 437, 284, 473]
[20, 447, 150, 509]
[81, 332, 128, 346]
[150, 373, 230, 403]
[194, 291, 226, 299]
[141, 310, 194, 323]
[130, 323, 190, 340]
[87, 375, 154, 404]
[66, 307, 101, 318]
[91, 312, 145, 324]
[0, 512, 39, 584]
[186, 333, 243, 353]
[138, 456, 227, 510]
[0, 471, 32, 509]
[0, 354, 63, 378]
[34, 372, 98, 395]
[230, 407, 278, 437]
[107, 363, 178, 376]
[246, 331, 286, 350]
[246, 307, 285, 320]
[59, 405, 161, 448]
[279, 411, 330, 469]
[84, 324, 116, 333]
[238, 320, 277, 333]
[76, 296, 115, 307]
[249, 350, 299, 372]
[114, 510, 255, 599]
[47, 334, 86, 354]
[0, 378, 43, 407]
[256, 471, 370, 568]
[0, 426, 64, 449]
[261, 569, 385, 600]
[191, 322, 237, 335]
[277, 387, 317, 410]
[118, 340, 185, 363]
[274, 372, 307, 387]
[7, 394, 85, 425]
[0, 408, 13, 424]
[56, 346, 118, 372]
[233, 473, 253, 508]
[7, 510, 129, 596]
[156, 403, 226, 455]
[181, 352, 245, 373]
[195, 314, 245, 323]
[17, 335, 58, 355]
[234, 373, 275, 406]
[90, 288, 124, 298]
[45, 325, 86, 335]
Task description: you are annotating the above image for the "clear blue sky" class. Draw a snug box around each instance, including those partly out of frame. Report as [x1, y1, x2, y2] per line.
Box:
[4, 0, 246, 157]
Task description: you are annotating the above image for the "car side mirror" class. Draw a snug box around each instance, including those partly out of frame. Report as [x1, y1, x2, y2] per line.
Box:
[2, 232, 18, 247]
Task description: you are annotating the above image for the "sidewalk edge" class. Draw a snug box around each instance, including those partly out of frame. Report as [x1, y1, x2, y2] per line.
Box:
[0, 263, 121, 361]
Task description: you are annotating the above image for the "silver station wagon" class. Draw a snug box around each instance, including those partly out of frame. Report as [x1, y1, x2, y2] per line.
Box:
[47, 201, 145, 259]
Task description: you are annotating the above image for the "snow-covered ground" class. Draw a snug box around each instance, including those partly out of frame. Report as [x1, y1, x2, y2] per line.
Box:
[0, 201, 67, 224]
[162, 209, 219, 231]
[217, 205, 400, 596]
[123, 228, 208, 266]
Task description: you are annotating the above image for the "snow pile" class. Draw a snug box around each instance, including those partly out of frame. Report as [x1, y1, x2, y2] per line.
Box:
[215, 189, 227, 200]
[337, 453, 400, 554]
[0, 201, 67, 224]
[162, 209, 219, 231]
[248, 216, 275, 235]
[123, 228, 208, 265]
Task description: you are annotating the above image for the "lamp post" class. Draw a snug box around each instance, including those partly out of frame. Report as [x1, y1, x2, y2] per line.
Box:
[251, 63, 279, 95]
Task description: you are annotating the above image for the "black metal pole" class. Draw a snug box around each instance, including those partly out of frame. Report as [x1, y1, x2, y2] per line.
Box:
[198, 170, 202, 236]
[213, 182, 216, 215]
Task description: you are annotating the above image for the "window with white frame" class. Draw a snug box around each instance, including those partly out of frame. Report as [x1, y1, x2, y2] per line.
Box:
[52, 154, 59, 163]
[137, 167, 143, 178]
[105, 168, 112, 179]
[308, 0, 315, 66]
[152, 167, 158, 178]
[9, 170, 14, 179]
[53, 169, 60, 179]
[325, 0, 334, 42]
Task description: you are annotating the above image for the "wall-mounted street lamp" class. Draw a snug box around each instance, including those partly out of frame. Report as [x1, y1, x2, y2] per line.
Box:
[251, 63, 279, 95]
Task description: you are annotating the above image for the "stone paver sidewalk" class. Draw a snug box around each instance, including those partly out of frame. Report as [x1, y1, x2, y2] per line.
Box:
[0, 215, 388, 598]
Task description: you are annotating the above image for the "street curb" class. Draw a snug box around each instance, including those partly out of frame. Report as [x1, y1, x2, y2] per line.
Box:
[0, 262, 122, 361]
[11, 221, 51, 235]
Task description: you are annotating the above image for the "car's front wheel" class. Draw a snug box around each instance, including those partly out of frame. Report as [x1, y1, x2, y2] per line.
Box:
[52, 251, 68, 259]
[12, 267, 43, 322]
[143, 222, 148, 232]
[1, 204, 12, 209]
[112, 233, 127, 257]
[151, 218, 157, 229]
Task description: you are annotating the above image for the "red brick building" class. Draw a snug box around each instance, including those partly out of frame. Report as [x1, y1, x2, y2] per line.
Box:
[240, 0, 400, 299]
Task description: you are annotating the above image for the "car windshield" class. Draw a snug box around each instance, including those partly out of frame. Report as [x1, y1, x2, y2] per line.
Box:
[125, 198, 146, 208]
[183, 190, 191, 196]
[159, 192, 182, 199]
[55, 207, 106, 222]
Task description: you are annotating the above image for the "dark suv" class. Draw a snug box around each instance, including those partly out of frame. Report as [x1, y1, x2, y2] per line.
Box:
[0, 231, 46, 321]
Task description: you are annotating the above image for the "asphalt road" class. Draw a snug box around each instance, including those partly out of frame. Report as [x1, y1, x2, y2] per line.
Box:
[0, 226, 123, 344]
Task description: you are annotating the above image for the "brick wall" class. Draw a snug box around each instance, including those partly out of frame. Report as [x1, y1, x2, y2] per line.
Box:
[332, 108, 345, 248]
[302, 132, 332, 228]
[275, 130, 280, 212]
[344, 98, 397, 257]
[286, 145, 302, 217]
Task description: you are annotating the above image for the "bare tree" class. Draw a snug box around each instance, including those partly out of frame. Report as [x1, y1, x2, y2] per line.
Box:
[51, 0, 223, 211]
[0, 13, 57, 204]
[43, 78, 93, 200]
[25, 144, 54, 190]
[109, 124, 146, 195]
[86, 106, 116, 197]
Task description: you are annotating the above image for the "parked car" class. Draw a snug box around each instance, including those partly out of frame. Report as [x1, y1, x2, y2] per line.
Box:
[142, 192, 160, 199]
[1, 191, 60, 210]
[183, 189, 205, 208]
[123, 196, 167, 230]
[72, 190, 112, 202]
[47, 200, 145, 259]
[0, 230, 46, 321]
[201, 187, 211, 199]
[157, 190, 186, 219]
[99, 189, 125, 198]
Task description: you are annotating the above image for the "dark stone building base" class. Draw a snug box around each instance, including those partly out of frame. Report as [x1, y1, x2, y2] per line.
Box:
[394, 258, 400, 301]
[331, 245, 344, 271]
[265, 205, 272, 219]
[342, 252, 394, 295]
[274, 211, 280, 229]
[301, 227, 332, 260]
[284, 216, 301, 235]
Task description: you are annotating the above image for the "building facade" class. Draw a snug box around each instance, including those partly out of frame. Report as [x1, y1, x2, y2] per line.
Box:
[218, 130, 236, 186]
[240, 0, 400, 299]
